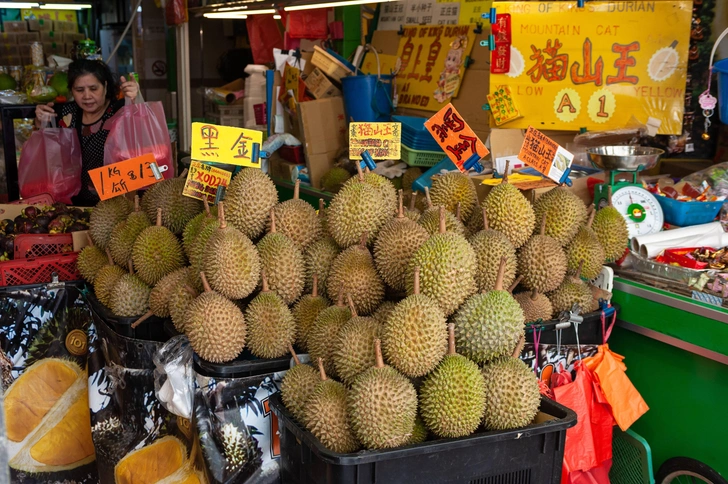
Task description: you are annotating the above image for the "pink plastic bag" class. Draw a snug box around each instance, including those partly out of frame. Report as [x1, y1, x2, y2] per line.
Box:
[103, 97, 174, 179]
[18, 119, 82, 204]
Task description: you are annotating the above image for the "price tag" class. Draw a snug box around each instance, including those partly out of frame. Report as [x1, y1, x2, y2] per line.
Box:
[517, 126, 574, 184]
[191, 122, 264, 168]
[182, 161, 232, 204]
[349, 122, 402, 160]
[89, 153, 164, 201]
[425, 103, 489, 172]
[486, 86, 521, 126]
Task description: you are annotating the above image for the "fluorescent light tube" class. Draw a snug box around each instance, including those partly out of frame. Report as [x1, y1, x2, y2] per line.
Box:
[39, 3, 92, 8]
[0, 2, 40, 7]
[285, 0, 393, 10]
[204, 9, 273, 17]
[273, 14, 281, 18]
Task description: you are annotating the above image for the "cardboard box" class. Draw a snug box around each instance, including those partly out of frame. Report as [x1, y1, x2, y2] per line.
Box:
[0, 55, 22, 66]
[0, 44, 19, 57]
[62, 32, 84, 43]
[304, 68, 341, 99]
[16, 32, 40, 43]
[41, 31, 60, 43]
[0, 32, 18, 44]
[43, 42, 64, 56]
[269, 154, 303, 183]
[28, 18, 53, 32]
[17, 44, 30, 58]
[52, 20, 77, 33]
[3, 21, 27, 33]
[297, 97, 347, 189]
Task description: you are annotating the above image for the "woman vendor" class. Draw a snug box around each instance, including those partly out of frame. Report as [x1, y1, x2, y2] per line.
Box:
[35, 59, 139, 206]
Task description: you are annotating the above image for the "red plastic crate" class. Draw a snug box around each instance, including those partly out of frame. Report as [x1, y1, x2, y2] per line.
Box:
[14, 234, 75, 259]
[0, 253, 80, 286]
[279, 145, 305, 164]
[9, 193, 55, 206]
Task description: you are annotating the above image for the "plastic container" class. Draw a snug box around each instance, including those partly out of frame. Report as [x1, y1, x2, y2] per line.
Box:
[0, 252, 79, 286]
[13, 233, 74, 259]
[341, 74, 393, 122]
[655, 196, 723, 226]
[193, 349, 291, 379]
[526, 303, 620, 346]
[9, 193, 55, 205]
[401, 144, 446, 167]
[279, 144, 305, 164]
[311, 45, 353, 81]
[85, 290, 169, 342]
[271, 393, 575, 484]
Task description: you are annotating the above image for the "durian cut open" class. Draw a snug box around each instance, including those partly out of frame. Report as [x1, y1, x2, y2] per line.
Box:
[5, 358, 95, 472]
[115, 435, 203, 484]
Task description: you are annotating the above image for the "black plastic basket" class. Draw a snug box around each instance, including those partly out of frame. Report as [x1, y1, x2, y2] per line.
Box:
[526, 303, 620, 346]
[193, 349, 292, 379]
[270, 393, 576, 484]
[85, 290, 170, 342]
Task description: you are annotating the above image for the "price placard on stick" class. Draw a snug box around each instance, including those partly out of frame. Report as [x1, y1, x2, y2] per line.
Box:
[425, 103, 489, 172]
[518, 126, 574, 184]
[182, 161, 232, 204]
[89, 153, 164, 200]
[349, 122, 402, 160]
[191, 122, 264, 168]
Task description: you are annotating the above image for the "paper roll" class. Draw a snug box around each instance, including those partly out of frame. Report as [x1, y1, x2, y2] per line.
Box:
[639, 231, 728, 259]
[631, 222, 724, 254]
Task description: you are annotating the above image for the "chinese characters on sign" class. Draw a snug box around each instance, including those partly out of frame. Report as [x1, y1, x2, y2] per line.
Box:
[191, 122, 264, 168]
[486, 86, 521, 125]
[349, 123, 402, 160]
[183, 161, 233, 204]
[425, 103, 489, 171]
[377, 0, 461, 30]
[489, 1, 691, 134]
[490, 14, 512, 74]
[517, 126, 574, 184]
[88, 153, 163, 201]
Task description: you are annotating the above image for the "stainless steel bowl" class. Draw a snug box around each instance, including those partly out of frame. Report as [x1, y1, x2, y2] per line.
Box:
[586, 146, 664, 172]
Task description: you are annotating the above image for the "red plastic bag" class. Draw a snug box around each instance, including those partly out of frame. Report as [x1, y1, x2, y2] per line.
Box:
[286, 9, 329, 39]
[18, 119, 82, 204]
[103, 97, 174, 179]
[247, 15, 284, 65]
[165, 0, 188, 25]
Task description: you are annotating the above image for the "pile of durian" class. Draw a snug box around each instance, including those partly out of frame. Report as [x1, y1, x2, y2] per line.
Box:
[77, 164, 627, 452]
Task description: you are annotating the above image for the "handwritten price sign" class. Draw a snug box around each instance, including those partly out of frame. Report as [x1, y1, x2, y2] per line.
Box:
[89, 153, 164, 201]
[191, 122, 264, 168]
[425, 103, 489, 172]
[517, 126, 574, 184]
[182, 161, 232, 204]
[349, 122, 402, 160]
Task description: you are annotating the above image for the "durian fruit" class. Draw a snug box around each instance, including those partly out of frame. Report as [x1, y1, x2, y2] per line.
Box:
[203, 202, 261, 300]
[77, 235, 107, 283]
[326, 233, 385, 315]
[407, 417, 428, 445]
[93, 250, 126, 307]
[304, 235, 340, 295]
[141, 177, 204, 235]
[372, 301, 397, 325]
[343, 167, 398, 218]
[109, 195, 151, 267]
[245, 271, 296, 359]
[566, 210, 606, 280]
[515, 290, 553, 323]
[327, 165, 389, 247]
[317, 198, 331, 237]
[303, 359, 359, 453]
[110, 261, 152, 317]
[270, 179, 322, 250]
[420, 324, 486, 438]
[533, 187, 587, 246]
[381, 266, 447, 378]
[548, 261, 594, 317]
[402, 167, 423, 191]
[182, 198, 217, 259]
[187, 214, 220, 291]
[406, 207, 477, 317]
[481, 338, 541, 431]
[256, 208, 305, 305]
[4, 358, 94, 473]
[280, 345, 319, 423]
[186, 272, 246, 363]
[333, 295, 381, 385]
[518, 216, 568, 293]
[321, 166, 352, 194]
[593, 186, 629, 262]
[403, 191, 422, 222]
[114, 436, 194, 484]
[483, 166, 535, 248]
[169, 282, 199, 334]
[418, 187, 467, 236]
[347, 340, 417, 449]
[373, 190, 429, 291]
[132, 208, 186, 286]
[132, 267, 190, 328]
[224, 167, 279, 239]
[89, 196, 133, 249]
[469, 207, 517, 292]
[429, 172, 478, 222]
[292, 274, 330, 352]
[308, 287, 351, 378]
[453, 257, 525, 364]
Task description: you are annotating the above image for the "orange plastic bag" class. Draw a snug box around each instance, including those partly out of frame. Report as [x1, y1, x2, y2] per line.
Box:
[583, 345, 649, 431]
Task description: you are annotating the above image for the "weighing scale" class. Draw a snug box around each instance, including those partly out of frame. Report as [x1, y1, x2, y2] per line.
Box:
[587, 146, 665, 239]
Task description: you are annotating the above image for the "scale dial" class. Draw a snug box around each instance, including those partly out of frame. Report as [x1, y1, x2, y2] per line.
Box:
[611, 185, 663, 238]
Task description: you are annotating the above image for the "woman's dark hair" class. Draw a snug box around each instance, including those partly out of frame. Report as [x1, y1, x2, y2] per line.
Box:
[67, 59, 119, 102]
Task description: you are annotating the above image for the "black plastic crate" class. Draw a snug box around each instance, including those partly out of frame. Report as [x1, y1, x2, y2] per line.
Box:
[526, 303, 620, 346]
[85, 289, 169, 342]
[193, 349, 292, 379]
[270, 393, 576, 484]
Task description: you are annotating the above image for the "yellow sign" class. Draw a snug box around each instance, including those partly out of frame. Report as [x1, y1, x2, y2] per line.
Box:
[349, 122, 402, 160]
[191, 122, 264, 168]
[21, 9, 78, 23]
[361, 52, 399, 77]
[183, 161, 232, 204]
[395, 24, 476, 111]
[490, 1, 691, 135]
[458, 0, 493, 25]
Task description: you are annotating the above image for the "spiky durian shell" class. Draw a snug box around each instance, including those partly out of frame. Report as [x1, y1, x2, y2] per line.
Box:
[203, 225, 260, 300]
[327, 244, 384, 316]
[372, 301, 397, 325]
[149, 267, 189, 318]
[270, 199, 322, 250]
[89, 197, 133, 249]
[280, 363, 319, 423]
[304, 237, 340, 295]
[514, 292, 553, 323]
[307, 305, 351, 378]
[327, 180, 388, 248]
[94, 265, 126, 308]
[186, 291, 246, 363]
[418, 207, 466, 236]
[245, 291, 296, 359]
[481, 357, 541, 430]
[292, 294, 330, 352]
[402, 167, 422, 191]
[141, 177, 204, 235]
[132, 224, 186, 286]
[483, 183, 535, 248]
[343, 171, 398, 219]
[182, 208, 218, 259]
[110, 273, 151, 317]
[77, 245, 107, 283]
[533, 187, 587, 246]
[224, 168, 279, 239]
[333, 317, 381, 385]
[257, 232, 305, 305]
[321, 167, 352, 194]
[470, 228, 517, 292]
[547, 276, 593, 317]
[109, 211, 151, 267]
[566, 226, 606, 280]
[169, 282, 199, 334]
[373, 217, 429, 292]
[303, 380, 359, 453]
[593, 206, 628, 262]
[429, 172, 478, 222]
[518, 233, 568, 293]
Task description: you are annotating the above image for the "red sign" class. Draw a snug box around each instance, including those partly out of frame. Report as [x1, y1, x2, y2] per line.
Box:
[425, 103, 489, 172]
[491, 14, 512, 74]
[89, 153, 163, 200]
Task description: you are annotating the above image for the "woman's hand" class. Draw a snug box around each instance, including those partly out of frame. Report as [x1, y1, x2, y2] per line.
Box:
[120, 76, 139, 103]
[34, 102, 55, 128]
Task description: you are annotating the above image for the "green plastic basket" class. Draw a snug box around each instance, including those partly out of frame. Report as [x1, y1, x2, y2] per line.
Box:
[610, 427, 655, 484]
[401, 143, 445, 167]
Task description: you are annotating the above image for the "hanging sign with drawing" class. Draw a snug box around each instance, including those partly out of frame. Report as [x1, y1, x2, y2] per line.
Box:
[489, 1, 691, 134]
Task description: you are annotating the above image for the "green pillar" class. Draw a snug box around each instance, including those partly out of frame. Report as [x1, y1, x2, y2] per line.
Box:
[339, 5, 361, 58]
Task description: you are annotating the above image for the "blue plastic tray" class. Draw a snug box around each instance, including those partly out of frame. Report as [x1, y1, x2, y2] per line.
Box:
[656, 196, 724, 227]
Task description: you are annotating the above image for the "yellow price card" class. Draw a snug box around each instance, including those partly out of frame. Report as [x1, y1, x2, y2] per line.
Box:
[349, 122, 402, 160]
[191, 122, 264, 168]
[182, 160, 232, 204]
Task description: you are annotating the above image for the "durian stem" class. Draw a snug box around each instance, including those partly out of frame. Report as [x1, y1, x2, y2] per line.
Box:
[87, 232, 94, 247]
[355, 160, 364, 182]
[218, 202, 227, 229]
[312, 273, 319, 297]
[131, 310, 152, 329]
[294, 179, 300, 200]
[508, 275, 522, 294]
[179, 168, 189, 178]
[200, 272, 212, 293]
[336, 285, 345, 307]
[586, 208, 595, 228]
[261, 270, 269, 292]
[530, 289, 538, 301]
[413, 266, 420, 295]
[359, 232, 368, 248]
[105, 249, 113, 265]
[155, 208, 162, 227]
[183, 285, 198, 298]
[289, 344, 300, 365]
[576, 259, 585, 279]
[346, 294, 358, 317]
[512, 335, 525, 359]
[409, 192, 417, 211]
[318, 198, 325, 216]
[202, 197, 210, 216]
[502, 160, 511, 184]
[607, 185, 613, 208]
[134, 195, 140, 212]
[397, 189, 404, 219]
[424, 186, 432, 208]
[455, 202, 462, 221]
[540, 214, 547, 236]
[482, 206, 489, 231]
[438, 206, 446, 234]
[317, 358, 328, 380]
[127, 260, 134, 274]
[495, 256, 507, 291]
[374, 339, 384, 368]
[447, 323, 456, 355]
[269, 208, 277, 234]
